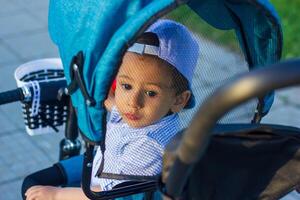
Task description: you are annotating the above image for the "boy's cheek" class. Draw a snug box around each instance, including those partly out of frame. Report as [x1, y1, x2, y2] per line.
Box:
[114, 91, 123, 102]
[114, 94, 127, 111]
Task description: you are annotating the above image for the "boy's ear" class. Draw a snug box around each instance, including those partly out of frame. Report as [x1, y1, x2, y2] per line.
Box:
[171, 90, 191, 113]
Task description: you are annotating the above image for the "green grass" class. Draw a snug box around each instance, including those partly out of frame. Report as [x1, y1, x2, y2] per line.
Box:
[166, 2, 300, 59]
[270, 0, 300, 58]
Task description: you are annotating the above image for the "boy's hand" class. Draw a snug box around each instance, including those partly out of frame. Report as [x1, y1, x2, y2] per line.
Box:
[25, 185, 93, 200]
[25, 185, 58, 200]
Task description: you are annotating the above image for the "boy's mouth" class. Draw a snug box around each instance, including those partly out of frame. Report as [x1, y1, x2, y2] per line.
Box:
[124, 113, 141, 121]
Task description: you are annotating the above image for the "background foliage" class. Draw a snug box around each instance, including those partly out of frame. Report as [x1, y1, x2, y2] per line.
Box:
[270, 0, 300, 59]
[167, 1, 300, 59]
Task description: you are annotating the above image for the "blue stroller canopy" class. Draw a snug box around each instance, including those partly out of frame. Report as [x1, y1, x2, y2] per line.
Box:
[48, 0, 282, 143]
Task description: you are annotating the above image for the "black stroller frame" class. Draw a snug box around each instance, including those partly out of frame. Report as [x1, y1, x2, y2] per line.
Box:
[164, 59, 300, 199]
[7, 57, 300, 200]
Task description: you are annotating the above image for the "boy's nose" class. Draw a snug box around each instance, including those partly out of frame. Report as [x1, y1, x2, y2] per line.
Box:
[127, 91, 143, 109]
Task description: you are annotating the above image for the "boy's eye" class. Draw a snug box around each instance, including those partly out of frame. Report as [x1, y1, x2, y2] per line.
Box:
[145, 91, 157, 97]
[121, 83, 132, 90]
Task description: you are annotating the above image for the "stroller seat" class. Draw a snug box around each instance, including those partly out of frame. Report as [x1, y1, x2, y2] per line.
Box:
[163, 123, 300, 199]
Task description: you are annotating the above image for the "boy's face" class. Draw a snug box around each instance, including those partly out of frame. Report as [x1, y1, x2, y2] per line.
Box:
[115, 52, 186, 128]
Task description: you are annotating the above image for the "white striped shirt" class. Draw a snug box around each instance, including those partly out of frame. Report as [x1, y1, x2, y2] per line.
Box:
[91, 107, 180, 190]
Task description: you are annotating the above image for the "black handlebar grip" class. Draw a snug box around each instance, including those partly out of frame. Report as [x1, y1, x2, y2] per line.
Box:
[0, 88, 24, 105]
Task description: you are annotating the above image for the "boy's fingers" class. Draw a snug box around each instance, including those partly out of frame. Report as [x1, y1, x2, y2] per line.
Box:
[26, 190, 39, 200]
[25, 185, 38, 195]
[25, 186, 43, 198]
[26, 185, 58, 200]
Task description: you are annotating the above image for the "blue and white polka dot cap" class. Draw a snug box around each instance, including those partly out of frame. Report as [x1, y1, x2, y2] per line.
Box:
[128, 19, 200, 108]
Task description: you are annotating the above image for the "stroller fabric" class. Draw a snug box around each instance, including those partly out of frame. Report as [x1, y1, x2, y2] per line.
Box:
[163, 124, 300, 199]
[48, 0, 282, 143]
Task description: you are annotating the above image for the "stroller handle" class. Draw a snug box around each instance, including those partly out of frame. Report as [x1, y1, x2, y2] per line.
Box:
[0, 88, 24, 105]
[0, 80, 66, 106]
[166, 59, 300, 197]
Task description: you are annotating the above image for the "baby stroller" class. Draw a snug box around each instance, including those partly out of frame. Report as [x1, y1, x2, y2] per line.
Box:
[0, 0, 297, 199]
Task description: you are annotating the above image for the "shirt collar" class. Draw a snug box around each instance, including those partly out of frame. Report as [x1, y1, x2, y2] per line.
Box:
[109, 106, 122, 123]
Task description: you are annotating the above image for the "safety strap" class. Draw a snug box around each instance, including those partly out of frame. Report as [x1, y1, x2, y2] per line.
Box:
[99, 172, 158, 182]
[95, 143, 106, 178]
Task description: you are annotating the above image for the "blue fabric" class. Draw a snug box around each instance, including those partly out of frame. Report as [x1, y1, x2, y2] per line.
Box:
[225, 0, 282, 115]
[188, 0, 237, 30]
[59, 155, 83, 185]
[91, 107, 180, 190]
[188, 0, 282, 116]
[48, 0, 282, 142]
[49, 0, 177, 142]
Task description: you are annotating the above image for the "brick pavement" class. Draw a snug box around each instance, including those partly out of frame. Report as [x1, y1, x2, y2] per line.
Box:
[0, 1, 62, 199]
